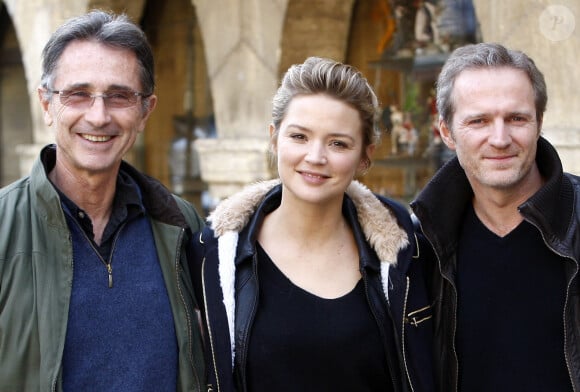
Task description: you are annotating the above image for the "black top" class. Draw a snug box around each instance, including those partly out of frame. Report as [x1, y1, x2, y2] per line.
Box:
[246, 243, 393, 392]
[456, 205, 572, 391]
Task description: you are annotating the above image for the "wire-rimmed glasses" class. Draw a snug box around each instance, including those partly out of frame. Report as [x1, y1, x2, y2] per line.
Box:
[48, 88, 151, 109]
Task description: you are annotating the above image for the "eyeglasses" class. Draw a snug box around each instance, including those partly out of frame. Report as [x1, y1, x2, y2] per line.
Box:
[48, 88, 151, 109]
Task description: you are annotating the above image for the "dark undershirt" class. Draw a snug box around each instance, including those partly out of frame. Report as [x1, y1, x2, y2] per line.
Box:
[56, 170, 144, 259]
[456, 205, 572, 391]
[245, 243, 393, 392]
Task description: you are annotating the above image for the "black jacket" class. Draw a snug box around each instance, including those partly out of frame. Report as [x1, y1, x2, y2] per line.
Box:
[410, 137, 580, 391]
[190, 180, 435, 392]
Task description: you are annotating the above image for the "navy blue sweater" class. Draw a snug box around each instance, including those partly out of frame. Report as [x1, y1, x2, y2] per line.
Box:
[61, 207, 178, 391]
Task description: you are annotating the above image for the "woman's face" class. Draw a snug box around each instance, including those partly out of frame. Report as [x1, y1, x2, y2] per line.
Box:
[271, 93, 373, 207]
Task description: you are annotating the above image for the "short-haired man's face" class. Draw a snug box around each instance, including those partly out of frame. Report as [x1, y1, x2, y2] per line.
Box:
[39, 40, 157, 178]
[439, 67, 541, 196]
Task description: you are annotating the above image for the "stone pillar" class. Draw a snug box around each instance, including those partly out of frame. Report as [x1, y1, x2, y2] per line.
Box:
[192, 0, 288, 201]
[7, 0, 146, 177]
[195, 138, 273, 200]
[6, 0, 90, 175]
[473, 0, 580, 174]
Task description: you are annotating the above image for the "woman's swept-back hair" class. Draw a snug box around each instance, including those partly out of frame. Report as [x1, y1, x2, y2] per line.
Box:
[436, 42, 547, 127]
[40, 9, 155, 96]
[271, 56, 381, 161]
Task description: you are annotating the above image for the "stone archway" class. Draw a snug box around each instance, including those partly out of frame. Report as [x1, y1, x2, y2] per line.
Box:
[4, 0, 91, 176]
[140, 0, 212, 209]
[278, 0, 355, 76]
[0, 3, 32, 186]
[192, 0, 289, 201]
[87, 0, 146, 20]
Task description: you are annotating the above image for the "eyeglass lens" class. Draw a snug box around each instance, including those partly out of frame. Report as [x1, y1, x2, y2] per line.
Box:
[56, 89, 144, 109]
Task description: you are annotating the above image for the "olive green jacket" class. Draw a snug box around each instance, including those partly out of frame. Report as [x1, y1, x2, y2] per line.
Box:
[0, 145, 206, 391]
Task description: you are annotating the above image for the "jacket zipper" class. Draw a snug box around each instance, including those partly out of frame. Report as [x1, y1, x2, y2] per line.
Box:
[174, 228, 202, 391]
[238, 253, 261, 392]
[362, 273, 399, 392]
[76, 219, 127, 288]
[52, 232, 74, 392]
[400, 276, 415, 392]
[419, 221, 460, 392]
[526, 219, 579, 392]
[201, 256, 221, 392]
[442, 264, 459, 392]
[93, 226, 125, 288]
[562, 262, 578, 392]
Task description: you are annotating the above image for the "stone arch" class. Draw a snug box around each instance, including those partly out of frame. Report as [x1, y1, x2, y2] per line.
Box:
[193, 0, 288, 201]
[87, 0, 146, 20]
[278, 0, 356, 77]
[4, 0, 94, 175]
[139, 0, 212, 207]
[0, 3, 32, 186]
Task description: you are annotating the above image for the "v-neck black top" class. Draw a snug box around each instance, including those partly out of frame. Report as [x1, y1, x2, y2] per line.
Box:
[245, 243, 392, 392]
[456, 205, 572, 391]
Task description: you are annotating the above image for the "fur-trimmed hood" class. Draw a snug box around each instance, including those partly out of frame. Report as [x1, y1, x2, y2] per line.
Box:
[208, 179, 409, 264]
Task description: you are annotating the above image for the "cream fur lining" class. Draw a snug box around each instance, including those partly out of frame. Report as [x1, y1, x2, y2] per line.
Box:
[209, 179, 408, 263]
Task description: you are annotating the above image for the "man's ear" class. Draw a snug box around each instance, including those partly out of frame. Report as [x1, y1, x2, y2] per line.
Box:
[38, 87, 53, 126]
[439, 117, 456, 150]
[136, 94, 158, 133]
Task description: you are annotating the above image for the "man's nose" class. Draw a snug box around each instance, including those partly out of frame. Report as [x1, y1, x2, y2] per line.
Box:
[84, 96, 111, 126]
[488, 119, 511, 148]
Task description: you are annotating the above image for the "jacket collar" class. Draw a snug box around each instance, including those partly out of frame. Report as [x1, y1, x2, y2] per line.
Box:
[208, 179, 409, 267]
[35, 144, 191, 229]
[411, 136, 572, 252]
[519, 137, 573, 242]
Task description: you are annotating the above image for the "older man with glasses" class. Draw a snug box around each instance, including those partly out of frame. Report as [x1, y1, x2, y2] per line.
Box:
[0, 10, 206, 392]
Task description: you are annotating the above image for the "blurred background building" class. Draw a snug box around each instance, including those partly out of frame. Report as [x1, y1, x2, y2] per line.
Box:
[1, 0, 578, 215]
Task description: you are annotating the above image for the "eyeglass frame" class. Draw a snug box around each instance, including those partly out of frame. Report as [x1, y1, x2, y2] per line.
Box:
[47, 88, 152, 109]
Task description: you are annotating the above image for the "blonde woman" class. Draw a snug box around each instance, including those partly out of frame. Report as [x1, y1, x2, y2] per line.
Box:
[190, 57, 434, 392]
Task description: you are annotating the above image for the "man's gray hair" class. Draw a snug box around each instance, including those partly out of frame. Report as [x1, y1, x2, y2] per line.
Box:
[436, 42, 547, 127]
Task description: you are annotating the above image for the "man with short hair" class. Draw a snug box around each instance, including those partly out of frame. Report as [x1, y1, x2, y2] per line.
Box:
[0, 10, 205, 391]
[411, 42, 578, 391]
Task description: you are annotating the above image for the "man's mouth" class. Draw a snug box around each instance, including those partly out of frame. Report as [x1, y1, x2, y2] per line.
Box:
[82, 134, 112, 142]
